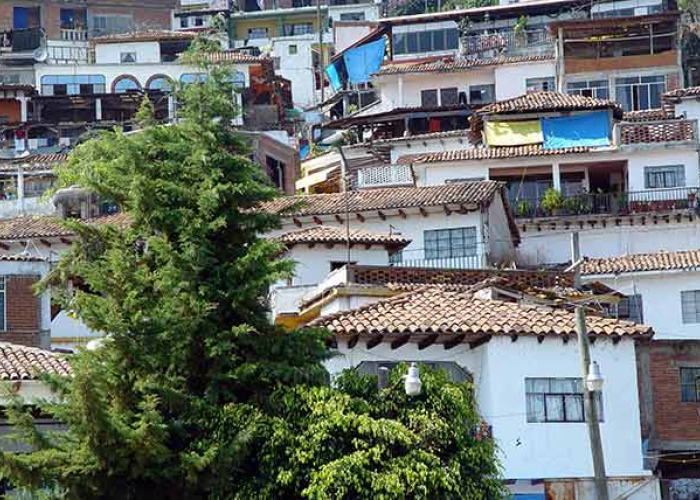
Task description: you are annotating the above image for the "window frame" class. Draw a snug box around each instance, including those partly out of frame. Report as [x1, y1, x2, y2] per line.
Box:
[526, 377, 604, 423]
[680, 367, 700, 402]
[424, 227, 477, 260]
[644, 165, 686, 189]
[682, 290, 700, 324]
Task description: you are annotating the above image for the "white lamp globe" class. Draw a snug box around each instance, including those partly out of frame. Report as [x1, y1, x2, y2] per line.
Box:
[586, 361, 605, 392]
[404, 362, 422, 396]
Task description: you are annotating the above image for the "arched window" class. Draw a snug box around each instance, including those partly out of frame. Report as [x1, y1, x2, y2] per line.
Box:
[112, 75, 141, 93]
[180, 73, 206, 85]
[230, 71, 246, 89]
[146, 75, 173, 92]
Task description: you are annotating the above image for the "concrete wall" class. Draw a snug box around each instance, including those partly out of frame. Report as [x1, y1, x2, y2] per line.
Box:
[326, 334, 649, 482]
[494, 61, 556, 101]
[626, 148, 700, 192]
[95, 41, 161, 65]
[286, 244, 389, 286]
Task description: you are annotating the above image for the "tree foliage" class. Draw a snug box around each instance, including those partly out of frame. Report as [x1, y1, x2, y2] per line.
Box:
[0, 38, 503, 499]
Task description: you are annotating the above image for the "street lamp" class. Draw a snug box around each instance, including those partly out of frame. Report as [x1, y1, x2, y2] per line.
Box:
[586, 361, 605, 392]
[404, 362, 422, 396]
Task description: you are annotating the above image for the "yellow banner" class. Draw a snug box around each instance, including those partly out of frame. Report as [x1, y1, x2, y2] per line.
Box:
[484, 120, 543, 146]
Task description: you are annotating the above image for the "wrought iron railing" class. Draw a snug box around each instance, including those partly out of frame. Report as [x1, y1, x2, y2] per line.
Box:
[9, 27, 44, 52]
[512, 187, 700, 219]
[390, 248, 486, 270]
[460, 29, 554, 59]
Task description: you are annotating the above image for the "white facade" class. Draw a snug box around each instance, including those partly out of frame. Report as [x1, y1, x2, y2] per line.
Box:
[325, 334, 651, 485]
[286, 244, 390, 286]
[494, 61, 557, 101]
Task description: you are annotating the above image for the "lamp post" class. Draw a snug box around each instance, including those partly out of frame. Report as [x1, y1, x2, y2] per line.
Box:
[404, 362, 422, 396]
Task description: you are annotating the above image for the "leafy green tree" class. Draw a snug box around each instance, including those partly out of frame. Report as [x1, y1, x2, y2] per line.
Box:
[0, 38, 503, 500]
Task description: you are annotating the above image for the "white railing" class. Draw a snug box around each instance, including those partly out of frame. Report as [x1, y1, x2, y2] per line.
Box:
[60, 29, 88, 42]
[357, 165, 413, 188]
[0, 196, 55, 218]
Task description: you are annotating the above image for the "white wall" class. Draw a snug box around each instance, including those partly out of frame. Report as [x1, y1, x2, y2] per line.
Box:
[487, 194, 517, 264]
[334, 22, 376, 53]
[676, 100, 700, 125]
[390, 136, 473, 165]
[494, 61, 556, 101]
[328, 3, 380, 23]
[414, 160, 488, 186]
[95, 41, 161, 65]
[626, 148, 700, 192]
[517, 220, 700, 266]
[587, 271, 700, 340]
[326, 334, 648, 481]
[286, 244, 390, 286]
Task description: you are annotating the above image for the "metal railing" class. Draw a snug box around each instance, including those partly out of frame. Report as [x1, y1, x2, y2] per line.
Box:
[390, 249, 486, 270]
[460, 29, 554, 59]
[8, 27, 44, 52]
[512, 187, 700, 219]
[47, 45, 89, 64]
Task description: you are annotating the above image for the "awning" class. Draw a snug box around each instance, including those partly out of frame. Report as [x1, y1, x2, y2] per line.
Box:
[295, 165, 340, 191]
[542, 111, 610, 149]
[484, 120, 543, 146]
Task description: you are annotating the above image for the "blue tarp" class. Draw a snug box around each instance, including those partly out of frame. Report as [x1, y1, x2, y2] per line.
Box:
[343, 37, 386, 85]
[325, 61, 343, 92]
[541, 111, 611, 149]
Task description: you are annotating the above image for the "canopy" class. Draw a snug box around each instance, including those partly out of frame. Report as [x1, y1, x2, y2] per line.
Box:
[344, 38, 386, 85]
[484, 120, 543, 146]
[541, 111, 611, 149]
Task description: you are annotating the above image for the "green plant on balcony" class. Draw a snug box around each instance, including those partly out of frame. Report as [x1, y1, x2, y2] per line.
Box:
[541, 188, 563, 215]
[516, 199, 532, 218]
[513, 15, 529, 46]
[562, 195, 582, 215]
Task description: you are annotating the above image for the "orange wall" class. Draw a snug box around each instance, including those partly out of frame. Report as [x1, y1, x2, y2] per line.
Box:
[565, 51, 679, 74]
[0, 100, 21, 124]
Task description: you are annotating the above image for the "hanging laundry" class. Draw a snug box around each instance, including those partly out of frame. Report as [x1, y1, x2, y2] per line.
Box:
[343, 37, 386, 85]
[484, 120, 543, 146]
[325, 60, 344, 92]
[541, 111, 611, 149]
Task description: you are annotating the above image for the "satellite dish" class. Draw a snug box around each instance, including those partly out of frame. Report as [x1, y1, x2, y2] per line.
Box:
[33, 47, 48, 63]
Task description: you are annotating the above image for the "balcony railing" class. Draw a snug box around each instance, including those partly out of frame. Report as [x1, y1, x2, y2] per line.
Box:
[357, 165, 412, 188]
[512, 187, 700, 219]
[390, 249, 486, 270]
[60, 28, 88, 42]
[461, 29, 554, 59]
[47, 45, 89, 64]
[617, 119, 698, 146]
[8, 27, 44, 52]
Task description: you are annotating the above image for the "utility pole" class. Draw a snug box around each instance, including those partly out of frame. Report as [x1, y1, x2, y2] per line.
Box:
[317, 0, 324, 105]
[571, 232, 609, 500]
[336, 145, 351, 266]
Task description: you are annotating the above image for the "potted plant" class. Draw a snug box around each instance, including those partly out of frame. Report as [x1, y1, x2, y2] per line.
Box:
[516, 200, 532, 218]
[563, 196, 581, 215]
[513, 15, 529, 47]
[541, 188, 563, 216]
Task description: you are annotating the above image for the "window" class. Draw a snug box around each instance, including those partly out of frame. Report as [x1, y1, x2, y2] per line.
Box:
[615, 75, 667, 112]
[609, 294, 644, 323]
[421, 89, 438, 107]
[680, 368, 700, 402]
[248, 27, 268, 39]
[469, 84, 495, 104]
[41, 75, 106, 96]
[89, 14, 134, 37]
[180, 73, 206, 85]
[120, 52, 137, 64]
[391, 28, 459, 56]
[424, 227, 477, 260]
[340, 12, 365, 21]
[147, 76, 173, 92]
[440, 87, 459, 106]
[60, 8, 86, 30]
[113, 76, 140, 93]
[0, 277, 5, 331]
[283, 23, 314, 36]
[526, 378, 603, 423]
[180, 17, 190, 28]
[566, 80, 609, 100]
[682, 290, 700, 324]
[289, 44, 298, 55]
[526, 77, 556, 93]
[644, 166, 685, 189]
[13, 7, 40, 30]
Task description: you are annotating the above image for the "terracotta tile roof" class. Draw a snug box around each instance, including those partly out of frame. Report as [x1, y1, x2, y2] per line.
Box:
[261, 181, 504, 217]
[477, 91, 623, 118]
[0, 84, 35, 93]
[397, 145, 596, 165]
[203, 51, 267, 64]
[0, 343, 71, 380]
[312, 286, 652, 339]
[664, 86, 700, 101]
[92, 30, 196, 44]
[622, 109, 673, 122]
[581, 250, 700, 276]
[364, 129, 470, 145]
[0, 254, 47, 262]
[374, 54, 554, 76]
[0, 153, 69, 172]
[277, 226, 411, 248]
[0, 212, 129, 241]
[619, 120, 696, 145]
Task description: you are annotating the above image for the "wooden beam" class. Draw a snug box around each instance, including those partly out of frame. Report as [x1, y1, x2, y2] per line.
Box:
[419, 207, 428, 217]
[293, 218, 302, 228]
[562, 335, 569, 344]
[0, 243, 8, 251]
[537, 335, 545, 344]
[377, 210, 386, 221]
[347, 335, 359, 349]
[356, 213, 365, 222]
[468, 334, 491, 349]
[307, 243, 316, 249]
[418, 334, 438, 350]
[39, 239, 51, 248]
[443, 205, 452, 216]
[398, 209, 407, 219]
[612, 335, 621, 345]
[589, 337, 596, 345]
[444, 333, 466, 350]
[366, 335, 383, 349]
[326, 337, 338, 349]
[335, 214, 344, 224]
[511, 334, 518, 342]
[312, 216, 323, 225]
[390, 334, 410, 350]
[60, 237, 72, 245]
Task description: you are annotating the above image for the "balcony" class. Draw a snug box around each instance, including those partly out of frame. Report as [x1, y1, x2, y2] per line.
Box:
[512, 187, 700, 219]
[617, 119, 698, 146]
[60, 28, 88, 42]
[460, 29, 554, 60]
[390, 249, 486, 270]
[2, 27, 45, 53]
[357, 165, 412, 189]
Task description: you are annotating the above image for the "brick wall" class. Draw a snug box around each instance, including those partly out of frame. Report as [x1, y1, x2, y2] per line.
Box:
[4, 275, 41, 348]
[348, 265, 574, 288]
[648, 341, 700, 443]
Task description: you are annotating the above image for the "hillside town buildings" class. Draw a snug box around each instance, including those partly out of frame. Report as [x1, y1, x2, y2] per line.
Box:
[0, 0, 699, 498]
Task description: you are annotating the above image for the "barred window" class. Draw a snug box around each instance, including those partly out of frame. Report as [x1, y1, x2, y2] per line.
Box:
[680, 368, 700, 402]
[424, 227, 477, 260]
[526, 378, 603, 423]
[645, 166, 685, 189]
[682, 290, 700, 324]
